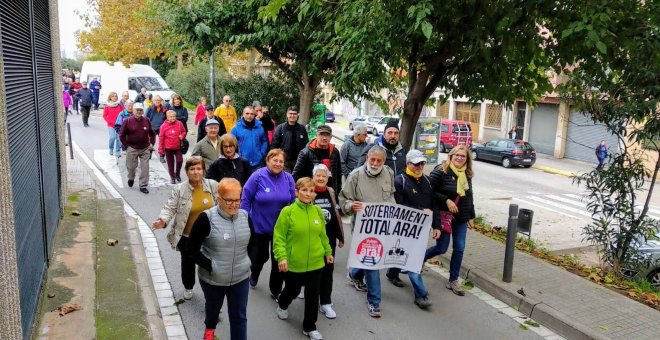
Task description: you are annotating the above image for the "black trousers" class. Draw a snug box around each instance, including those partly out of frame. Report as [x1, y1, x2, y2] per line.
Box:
[319, 245, 336, 305]
[278, 268, 323, 332]
[80, 106, 91, 125]
[178, 236, 196, 290]
[249, 233, 284, 296]
[200, 279, 249, 339]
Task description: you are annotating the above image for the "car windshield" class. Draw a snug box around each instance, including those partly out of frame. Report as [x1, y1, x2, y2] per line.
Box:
[368, 117, 381, 123]
[379, 117, 399, 124]
[516, 142, 534, 150]
[130, 77, 168, 91]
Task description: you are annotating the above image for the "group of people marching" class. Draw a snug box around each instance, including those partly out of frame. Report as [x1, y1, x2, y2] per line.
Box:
[98, 90, 475, 340]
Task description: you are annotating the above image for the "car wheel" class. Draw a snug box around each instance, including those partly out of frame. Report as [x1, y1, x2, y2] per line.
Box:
[372, 128, 379, 136]
[502, 157, 512, 168]
[349, 123, 353, 130]
[472, 151, 479, 160]
[647, 269, 660, 289]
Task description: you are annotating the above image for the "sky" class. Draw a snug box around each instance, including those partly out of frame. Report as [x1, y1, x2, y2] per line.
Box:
[58, 0, 90, 59]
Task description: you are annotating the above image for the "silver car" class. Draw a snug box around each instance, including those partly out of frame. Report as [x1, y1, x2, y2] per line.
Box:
[615, 233, 660, 289]
[349, 115, 380, 131]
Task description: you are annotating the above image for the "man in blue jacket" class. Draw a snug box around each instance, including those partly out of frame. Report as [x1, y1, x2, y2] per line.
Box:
[76, 81, 94, 127]
[89, 77, 102, 110]
[231, 106, 268, 172]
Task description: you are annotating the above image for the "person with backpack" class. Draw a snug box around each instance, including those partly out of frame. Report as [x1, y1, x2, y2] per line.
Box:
[385, 149, 438, 309]
[159, 110, 187, 184]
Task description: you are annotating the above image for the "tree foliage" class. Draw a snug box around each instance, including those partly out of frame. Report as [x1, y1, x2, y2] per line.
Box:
[153, 0, 339, 125]
[77, 0, 169, 64]
[550, 1, 660, 274]
[60, 57, 82, 71]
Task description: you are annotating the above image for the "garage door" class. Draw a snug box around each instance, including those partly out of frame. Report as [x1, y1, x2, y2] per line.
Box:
[565, 111, 618, 162]
[528, 104, 558, 155]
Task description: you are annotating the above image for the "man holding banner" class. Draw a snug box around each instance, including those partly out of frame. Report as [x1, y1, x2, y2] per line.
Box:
[339, 145, 397, 318]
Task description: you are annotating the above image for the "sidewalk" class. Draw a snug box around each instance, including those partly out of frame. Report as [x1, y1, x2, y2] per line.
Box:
[532, 154, 595, 177]
[433, 230, 660, 340]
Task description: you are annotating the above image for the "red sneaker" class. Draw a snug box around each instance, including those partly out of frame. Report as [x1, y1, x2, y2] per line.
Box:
[203, 328, 215, 340]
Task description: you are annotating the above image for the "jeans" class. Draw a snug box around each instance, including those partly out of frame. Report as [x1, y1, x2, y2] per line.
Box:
[278, 269, 322, 332]
[350, 268, 381, 306]
[108, 128, 121, 156]
[177, 236, 196, 290]
[92, 91, 100, 110]
[248, 233, 284, 297]
[200, 278, 249, 340]
[386, 268, 428, 298]
[424, 222, 468, 281]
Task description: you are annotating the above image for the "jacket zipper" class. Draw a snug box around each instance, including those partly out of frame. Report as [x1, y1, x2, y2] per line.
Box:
[306, 204, 311, 272]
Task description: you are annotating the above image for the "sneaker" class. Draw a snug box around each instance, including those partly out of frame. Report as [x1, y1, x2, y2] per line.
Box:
[367, 303, 381, 318]
[170, 178, 176, 185]
[249, 276, 257, 289]
[386, 275, 405, 288]
[176, 175, 181, 183]
[320, 304, 336, 319]
[347, 272, 367, 292]
[109, 151, 113, 156]
[446, 280, 465, 296]
[297, 287, 305, 299]
[159, 155, 166, 163]
[203, 328, 215, 340]
[303, 330, 323, 340]
[183, 289, 193, 300]
[127, 179, 134, 187]
[414, 296, 432, 309]
[276, 306, 288, 320]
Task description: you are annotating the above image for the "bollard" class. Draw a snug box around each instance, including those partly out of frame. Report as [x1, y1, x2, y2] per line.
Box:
[67, 122, 74, 160]
[503, 204, 518, 283]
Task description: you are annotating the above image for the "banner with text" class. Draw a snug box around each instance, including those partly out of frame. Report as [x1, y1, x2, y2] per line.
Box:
[348, 203, 432, 273]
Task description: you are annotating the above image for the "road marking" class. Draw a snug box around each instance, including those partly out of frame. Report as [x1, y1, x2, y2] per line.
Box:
[93, 150, 123, 188]
[513, 198, 581, 219]
[545, 194, 587, 209]
[93, 149, 177, 189]
[524, 196, 593, 218]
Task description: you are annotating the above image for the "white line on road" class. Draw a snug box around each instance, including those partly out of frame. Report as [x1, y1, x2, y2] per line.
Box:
[513, 198, 581, 219]
[524, 196, 593, 218]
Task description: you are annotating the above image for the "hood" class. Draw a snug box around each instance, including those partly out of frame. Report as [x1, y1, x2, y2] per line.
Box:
[237, 118, 262, 129]
[377, 135, 403, 154]
[309, 138, 335, 154]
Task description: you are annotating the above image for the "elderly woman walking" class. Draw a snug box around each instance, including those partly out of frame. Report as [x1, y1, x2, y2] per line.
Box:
[187, 178, 254, 340]
[159, 110, 187, 184]
[274, 177, 333, 340]
[152, 157, 218, 300]
[206, 134, 252, 186]
[241, 149, 296, 298]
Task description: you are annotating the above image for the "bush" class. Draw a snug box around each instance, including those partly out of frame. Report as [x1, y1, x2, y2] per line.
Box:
[167, 63, 300, 124]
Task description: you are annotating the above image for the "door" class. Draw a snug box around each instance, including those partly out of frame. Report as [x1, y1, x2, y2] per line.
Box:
[515, 102, 526, 140]
[565, 111, 619, 162]
[528, 104, 558, 155]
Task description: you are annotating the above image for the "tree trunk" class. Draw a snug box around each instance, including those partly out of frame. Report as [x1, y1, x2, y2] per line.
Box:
[298, 69, 320, 126]
[399, 98, 425, 152]
[176, 53, 183, 69]
[247, 49, 257, 77]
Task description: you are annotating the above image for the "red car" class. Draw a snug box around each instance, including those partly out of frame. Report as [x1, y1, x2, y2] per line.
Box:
[439, 120, 473, 152]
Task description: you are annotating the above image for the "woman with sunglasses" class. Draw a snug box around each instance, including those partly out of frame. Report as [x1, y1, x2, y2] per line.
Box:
[152, 157, 217, 301]
[424, 145, 476, 296]
[187, 177, 254, 340]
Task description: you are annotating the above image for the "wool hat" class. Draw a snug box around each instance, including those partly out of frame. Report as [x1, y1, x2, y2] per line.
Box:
[384, 119, 399, 133]
[317, 125, 332, 135]
[206, 119, 220, 126]
[406, 149, 427, 164]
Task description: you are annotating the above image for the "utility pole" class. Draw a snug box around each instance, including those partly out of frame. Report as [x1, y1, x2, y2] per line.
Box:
[209, 51, 216, 106]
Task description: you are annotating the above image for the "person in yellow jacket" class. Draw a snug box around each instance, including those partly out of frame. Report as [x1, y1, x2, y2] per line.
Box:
[214, 95, 238, 131]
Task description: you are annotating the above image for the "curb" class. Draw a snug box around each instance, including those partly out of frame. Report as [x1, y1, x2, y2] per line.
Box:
[532, 164, 578, 178]
[431, 256, 606, 340]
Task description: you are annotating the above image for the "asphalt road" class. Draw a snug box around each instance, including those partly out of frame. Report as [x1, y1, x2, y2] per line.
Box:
[70, 112, 545, 340]
[328, 118, 660, 251]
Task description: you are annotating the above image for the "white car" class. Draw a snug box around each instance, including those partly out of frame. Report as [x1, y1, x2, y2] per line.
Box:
[349, 115, 381, 131]
[371, 117, 400, 136]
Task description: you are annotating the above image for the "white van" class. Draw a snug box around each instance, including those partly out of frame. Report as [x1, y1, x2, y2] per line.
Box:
[80, 61, 176, 105]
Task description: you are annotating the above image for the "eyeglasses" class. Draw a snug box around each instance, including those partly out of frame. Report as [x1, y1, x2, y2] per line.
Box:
[222, 145, 235, 149]
[452, 154, 467, 159]
[220, 197, 241, 205]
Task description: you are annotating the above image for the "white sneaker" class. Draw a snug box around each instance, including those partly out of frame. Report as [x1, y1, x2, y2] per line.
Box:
[320, 304, 337, 319]
[297, 286, 305, 299]
[183, 289, 193, 300]
[276, 306, 288, 320]
[303, 330, 323, 340]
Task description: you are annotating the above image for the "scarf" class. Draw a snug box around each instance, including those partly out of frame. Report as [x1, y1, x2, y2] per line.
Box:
[106, 100, 120, 108]
[449, 162, 469, 197]
[405, 167, 422, 179]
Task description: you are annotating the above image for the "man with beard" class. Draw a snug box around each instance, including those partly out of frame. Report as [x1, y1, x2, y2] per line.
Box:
[358, 120, 406, 176]
[271, 106, 308, 172]
[339, 146, 395, 318]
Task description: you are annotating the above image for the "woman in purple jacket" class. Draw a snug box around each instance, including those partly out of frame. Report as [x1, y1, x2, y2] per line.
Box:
[241, 148, 296, 299]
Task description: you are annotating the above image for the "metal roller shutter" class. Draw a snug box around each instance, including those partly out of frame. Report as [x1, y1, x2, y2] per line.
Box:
[565, 111, 619, 162]
[528, 104, 558, 155]
[0, 0, 47, 336]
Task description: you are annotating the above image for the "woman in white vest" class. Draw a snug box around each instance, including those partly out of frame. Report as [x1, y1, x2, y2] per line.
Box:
[187, 177, 254, 340]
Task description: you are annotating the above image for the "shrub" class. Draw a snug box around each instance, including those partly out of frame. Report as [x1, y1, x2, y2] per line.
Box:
[165, 61, 211, 105]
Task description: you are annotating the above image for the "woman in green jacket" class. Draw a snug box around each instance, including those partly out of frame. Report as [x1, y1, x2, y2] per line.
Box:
[273, 177, 333, 340]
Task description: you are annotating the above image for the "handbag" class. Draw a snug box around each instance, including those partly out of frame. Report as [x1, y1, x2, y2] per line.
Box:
[440, 196, 461, 234]
[180, 139, 190, 154]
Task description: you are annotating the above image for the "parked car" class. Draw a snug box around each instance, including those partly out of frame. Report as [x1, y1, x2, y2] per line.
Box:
[325, 111, 336, 122]
[371, 116, 400, 136]
[610, 234, 660, 289]
[439, 119, 473, 152]
[471, 139, 537, 168]
[349, 115, 380, 131]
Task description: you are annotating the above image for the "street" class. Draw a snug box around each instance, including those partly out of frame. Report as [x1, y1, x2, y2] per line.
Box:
[69, 113, 553, 339]
[327, 117, 660, 252]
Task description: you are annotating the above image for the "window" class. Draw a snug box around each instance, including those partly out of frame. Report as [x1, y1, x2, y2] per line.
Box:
[496, 140, 509, 148]
[128, 76, 167, 91]
[456, 102, 481, 123]
[436, 101, 450, 118]
[485, 103, 503, 128]
[441, 124, 449, 133]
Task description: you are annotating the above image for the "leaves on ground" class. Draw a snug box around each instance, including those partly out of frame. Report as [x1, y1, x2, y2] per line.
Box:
[47, 293, 55, 298]
[598, 325, 609, 331]
[519, 324, 528, 330]
[462, 280, 474, 290]
[427, 258, 440, 265]
[58, 303, 81, 316]
[174, 299, 186, 306]
[517, 288, 526, 296]
[524, 320, 540, 327]
[106, 239, 119, 246]
[71, 210, 81, 216]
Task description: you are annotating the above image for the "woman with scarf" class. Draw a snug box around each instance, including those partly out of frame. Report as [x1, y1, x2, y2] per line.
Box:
[170, 94, 189, 132]
[424, 145, 476, 296]
[114, 100, 133, 157]
[206, 134, 252, 186]
[103, 92, 124, 157]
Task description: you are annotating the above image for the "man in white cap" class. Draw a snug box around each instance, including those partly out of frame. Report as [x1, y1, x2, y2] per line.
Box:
[384, 149, 439, 309]
[119, 103, 156, 194]
[191, 118, 222, 171]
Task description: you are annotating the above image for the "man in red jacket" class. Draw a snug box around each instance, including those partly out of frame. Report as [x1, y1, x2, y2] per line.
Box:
[119, 103, 156, 194]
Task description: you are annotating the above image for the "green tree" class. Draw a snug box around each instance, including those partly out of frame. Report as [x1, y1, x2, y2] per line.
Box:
[154, 0, 339, 125]
[60, 57, 82, 71]
[549, 1, 659, 276]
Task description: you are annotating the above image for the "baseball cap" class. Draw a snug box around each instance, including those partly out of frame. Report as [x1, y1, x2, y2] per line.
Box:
[205, 105, 214, 111]
[133, 103, 144, 110]
[206, 119, 220, 126]
[406, 149, 427, 164]
[316, 125, 332, 135]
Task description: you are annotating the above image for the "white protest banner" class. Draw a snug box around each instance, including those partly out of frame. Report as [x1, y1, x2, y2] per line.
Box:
[347, 202, 432, 273]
